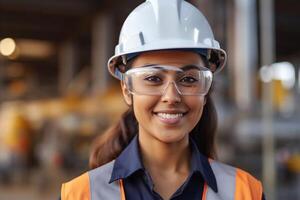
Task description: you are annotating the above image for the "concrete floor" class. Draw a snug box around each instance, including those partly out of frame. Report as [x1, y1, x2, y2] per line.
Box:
[0, 184, 60, 200]
[0, 168, 78, 200]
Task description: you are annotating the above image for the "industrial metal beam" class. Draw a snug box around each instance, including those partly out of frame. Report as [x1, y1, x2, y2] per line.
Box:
[0, 0, 101, 17]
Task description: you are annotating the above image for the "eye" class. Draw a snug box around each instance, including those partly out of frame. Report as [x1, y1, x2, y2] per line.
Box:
[180, 76, 198, 84]
[144, 75, 162, 83]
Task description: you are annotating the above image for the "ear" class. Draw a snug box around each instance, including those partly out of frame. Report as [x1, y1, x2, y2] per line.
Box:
[120, 81, 132, 105]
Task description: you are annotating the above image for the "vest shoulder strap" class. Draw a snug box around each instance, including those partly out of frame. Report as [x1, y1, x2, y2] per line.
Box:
[89, 160, 121, 200]
[206, 160, 262, 200]
[61, 160, 120, 200]
[235, 168, 263, 200]
[207, 160, 236, 200]
[61, 172, 91, 200]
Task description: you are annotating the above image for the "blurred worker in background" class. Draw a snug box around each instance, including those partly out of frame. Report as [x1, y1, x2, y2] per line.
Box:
[61, 0, 265, 199]
[0, 105, 34, 183]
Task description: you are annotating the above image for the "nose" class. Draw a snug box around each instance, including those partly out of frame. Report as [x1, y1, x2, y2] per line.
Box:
[161, 82, 181, 104]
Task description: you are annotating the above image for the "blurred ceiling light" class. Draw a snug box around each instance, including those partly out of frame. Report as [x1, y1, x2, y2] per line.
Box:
[8, 46, 20, 60]
[259, 65, 273, 83]
[259, 62, 295, 89]
[17, 39, 55, 58]
[0, 38, 16, 56]
[272, 62, 295, 89]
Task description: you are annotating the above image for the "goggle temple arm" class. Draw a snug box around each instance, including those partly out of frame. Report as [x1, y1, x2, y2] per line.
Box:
[114, 68, 125, 81]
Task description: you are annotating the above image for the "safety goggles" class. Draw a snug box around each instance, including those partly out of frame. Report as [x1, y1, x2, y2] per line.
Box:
[119, 64, 213, 96]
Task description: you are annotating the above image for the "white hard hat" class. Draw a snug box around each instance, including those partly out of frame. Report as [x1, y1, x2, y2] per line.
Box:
[108, 0, 227, 79]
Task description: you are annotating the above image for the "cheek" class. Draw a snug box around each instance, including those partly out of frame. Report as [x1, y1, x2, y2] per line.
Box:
[132, 96, 158, 121]
[186, 97, 205, 120]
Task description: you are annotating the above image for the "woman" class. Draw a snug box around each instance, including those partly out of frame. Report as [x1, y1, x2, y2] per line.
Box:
[61, 0, 265, 199]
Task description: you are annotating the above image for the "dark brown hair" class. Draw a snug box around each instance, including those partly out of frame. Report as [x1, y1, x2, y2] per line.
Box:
[89, 91, 217, 169]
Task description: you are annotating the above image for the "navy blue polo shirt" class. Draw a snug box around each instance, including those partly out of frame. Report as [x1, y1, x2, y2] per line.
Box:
[109, 135, 218, 200]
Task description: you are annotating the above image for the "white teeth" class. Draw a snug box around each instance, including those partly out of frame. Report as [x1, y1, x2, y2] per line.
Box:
[157, 113, 183, 119]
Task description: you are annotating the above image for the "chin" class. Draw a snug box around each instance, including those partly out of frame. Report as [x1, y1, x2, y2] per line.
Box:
[155, 131, 188, 144]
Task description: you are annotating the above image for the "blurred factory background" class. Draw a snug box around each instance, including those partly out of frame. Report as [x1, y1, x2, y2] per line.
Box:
[0, 0, 299, 199]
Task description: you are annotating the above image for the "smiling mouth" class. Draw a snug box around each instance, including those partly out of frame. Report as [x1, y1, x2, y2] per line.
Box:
[153, 111, 187, 124]
[156, 113, 183, 119]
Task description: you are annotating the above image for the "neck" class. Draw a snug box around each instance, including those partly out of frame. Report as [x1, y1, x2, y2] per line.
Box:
[138, 133, 191, 173]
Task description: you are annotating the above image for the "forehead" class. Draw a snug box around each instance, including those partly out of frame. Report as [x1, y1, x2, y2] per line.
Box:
[130, 50, 204, 68]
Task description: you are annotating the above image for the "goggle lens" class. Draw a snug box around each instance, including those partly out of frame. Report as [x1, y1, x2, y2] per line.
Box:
[123, 65, 213, 96]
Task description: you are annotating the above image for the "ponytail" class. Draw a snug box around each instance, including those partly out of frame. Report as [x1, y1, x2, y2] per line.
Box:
[190, 93, 217, 158]
[89, 108, 138, 169]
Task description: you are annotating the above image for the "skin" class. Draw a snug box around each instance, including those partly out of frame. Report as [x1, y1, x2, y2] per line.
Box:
[121, 50, 207, 200]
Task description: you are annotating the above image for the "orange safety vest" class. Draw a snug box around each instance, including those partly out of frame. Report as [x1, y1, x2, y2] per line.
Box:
[61, 160, 263, 200]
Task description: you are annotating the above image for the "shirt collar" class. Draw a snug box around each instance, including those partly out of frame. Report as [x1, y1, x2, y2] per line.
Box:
[109, 135, 218, 193]
[110, 135, 143, 183]
[189, 138, 218, 192]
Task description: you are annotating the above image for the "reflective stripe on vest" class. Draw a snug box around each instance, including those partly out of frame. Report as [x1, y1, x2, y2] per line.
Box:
[204, 161, 236, 200]
[61, 160, 262, 200]
[88, 160, 120, 199]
